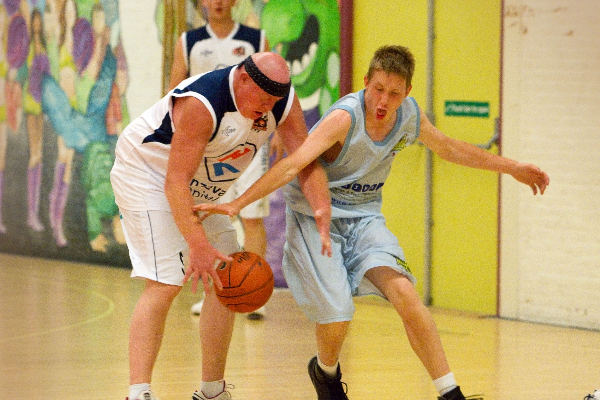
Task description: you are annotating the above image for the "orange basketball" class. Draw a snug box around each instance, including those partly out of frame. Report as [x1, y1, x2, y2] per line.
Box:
[215, 251, 274, 313]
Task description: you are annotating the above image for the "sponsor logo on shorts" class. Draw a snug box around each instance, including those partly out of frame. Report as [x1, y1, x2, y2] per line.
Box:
[394, 256, 412, 274]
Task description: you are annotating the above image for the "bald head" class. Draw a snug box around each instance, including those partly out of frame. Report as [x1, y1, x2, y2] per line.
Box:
[237, 52, 291, 98]
[251, 52, 290, 85]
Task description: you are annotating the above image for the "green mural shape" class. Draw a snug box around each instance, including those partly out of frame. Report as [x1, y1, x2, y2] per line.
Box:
[261, 0, 340, 116]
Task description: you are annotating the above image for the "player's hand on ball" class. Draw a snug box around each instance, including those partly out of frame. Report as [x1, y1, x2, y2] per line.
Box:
[184, 243, 232, 294]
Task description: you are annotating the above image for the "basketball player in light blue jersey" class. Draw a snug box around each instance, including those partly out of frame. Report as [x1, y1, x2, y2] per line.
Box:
[170, 0, 274, 319]
[195, 45, 550, 400]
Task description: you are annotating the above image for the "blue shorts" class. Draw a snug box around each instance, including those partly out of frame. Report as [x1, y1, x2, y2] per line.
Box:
[282, 209, 416, 323]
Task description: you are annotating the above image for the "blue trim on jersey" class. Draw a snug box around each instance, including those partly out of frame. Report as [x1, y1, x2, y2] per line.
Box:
[141, 65, 292, 145]
[142, 113, 173, 145]
[233, 25, 261, 53]
[174, 66, 236, 140]
[185, 27, 210, 64]
[185, 24, 261, 69]
[271, 92, 290, 124]
[409, 97, 421, 140]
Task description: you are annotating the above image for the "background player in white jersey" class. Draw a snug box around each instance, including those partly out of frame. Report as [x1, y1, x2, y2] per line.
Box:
[110, 52, 331, 400]
[194, 45, 550, 400]
[169, 0, 275, 319]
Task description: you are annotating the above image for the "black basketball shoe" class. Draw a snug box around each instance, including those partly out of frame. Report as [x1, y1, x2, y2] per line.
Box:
[438, 386, 483, 400]
[307, 356, 349, 400]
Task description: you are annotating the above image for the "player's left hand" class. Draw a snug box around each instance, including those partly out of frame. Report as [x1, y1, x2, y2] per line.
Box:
[511, 162, 550, 195]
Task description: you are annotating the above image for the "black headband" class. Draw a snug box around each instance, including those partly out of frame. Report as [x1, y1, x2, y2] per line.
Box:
[240, 56, 291, 98]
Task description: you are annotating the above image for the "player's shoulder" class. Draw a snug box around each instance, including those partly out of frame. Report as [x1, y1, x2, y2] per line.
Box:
[236, 23, 263, 35]
[232, 23, 263, 48]
[185, 25, 210, 44]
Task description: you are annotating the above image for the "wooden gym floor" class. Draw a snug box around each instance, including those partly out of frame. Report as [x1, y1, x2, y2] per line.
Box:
[0, 253, 598, 399]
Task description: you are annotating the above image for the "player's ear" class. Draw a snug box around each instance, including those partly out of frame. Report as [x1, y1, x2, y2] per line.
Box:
[406, 84, 412, 96]
[363, 74, 369, 87]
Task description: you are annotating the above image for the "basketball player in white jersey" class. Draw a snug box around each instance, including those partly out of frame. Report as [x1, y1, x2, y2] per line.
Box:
[169, 0, 274, 319]
[194, 46, 549, 400]
[111, 52, 331, 400]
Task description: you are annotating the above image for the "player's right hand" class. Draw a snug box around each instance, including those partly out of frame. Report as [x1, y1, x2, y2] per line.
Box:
[193, 202, 240, 220]
[184, 243, 232, 294]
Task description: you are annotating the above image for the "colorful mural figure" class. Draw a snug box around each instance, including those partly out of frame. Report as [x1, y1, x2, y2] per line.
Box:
[0, 0, 130, 263]
[261, 0, 340, 128]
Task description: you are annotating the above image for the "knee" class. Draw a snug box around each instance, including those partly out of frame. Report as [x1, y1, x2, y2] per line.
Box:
[387, 276, 423, 312]
[144, 280, 182, 303]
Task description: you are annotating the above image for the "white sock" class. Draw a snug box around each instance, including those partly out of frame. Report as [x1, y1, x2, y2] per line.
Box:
[129, 383, 151, 400]
[317, 354, 339, 377]
[201, 380, 225, 398]
[433, 372, 457, 396]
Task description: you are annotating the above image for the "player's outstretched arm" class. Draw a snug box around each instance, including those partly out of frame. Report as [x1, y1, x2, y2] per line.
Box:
[417, 107, 549, 195]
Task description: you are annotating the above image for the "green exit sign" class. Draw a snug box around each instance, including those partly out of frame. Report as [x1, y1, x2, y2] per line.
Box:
[445, 101, 489, 118]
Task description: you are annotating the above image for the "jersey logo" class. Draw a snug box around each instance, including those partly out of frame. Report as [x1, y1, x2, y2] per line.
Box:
[252, 115, 268, 132]
[392, 135, 408, 152]
[232, 46, 246, 56]
[204, 143, 257, 182]
[201, 49, 213, 57]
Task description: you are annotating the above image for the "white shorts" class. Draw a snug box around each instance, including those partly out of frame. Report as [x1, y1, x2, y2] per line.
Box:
[220, 142, 269, 219]
[282, 209, 416, 323]
[118, 209, 240, 286]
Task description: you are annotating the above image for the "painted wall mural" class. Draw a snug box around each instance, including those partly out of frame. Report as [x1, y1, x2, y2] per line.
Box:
[0, 0, 343, 273]
[0, 0, 131, 266]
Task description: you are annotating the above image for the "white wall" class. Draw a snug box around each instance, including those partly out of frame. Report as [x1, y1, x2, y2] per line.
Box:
[119, 1, 163, 118]
[500, 0, 600, 329]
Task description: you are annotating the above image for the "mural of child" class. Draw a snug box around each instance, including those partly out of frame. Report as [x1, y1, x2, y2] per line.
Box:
[42, 1, 121, 252]
[0, 4, 9, 233]
[24, 7, 50, 232]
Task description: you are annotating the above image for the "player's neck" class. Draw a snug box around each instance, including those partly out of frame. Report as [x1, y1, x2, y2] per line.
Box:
[208, 19, 235, 38]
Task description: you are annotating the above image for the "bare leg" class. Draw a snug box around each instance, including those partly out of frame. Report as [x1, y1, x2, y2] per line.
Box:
[365, 266, 451, 379]
[199, 288, 235, 381]
[240, 217, 267, 257]
[129, 279, 181, 384]
[315, 321, 350, 366]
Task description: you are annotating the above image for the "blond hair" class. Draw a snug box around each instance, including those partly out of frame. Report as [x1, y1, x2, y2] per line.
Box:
[367, 45, 415, 87]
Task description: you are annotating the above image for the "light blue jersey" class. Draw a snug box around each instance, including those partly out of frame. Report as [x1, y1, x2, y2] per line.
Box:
[281, 90, 421, 322]
[283, 90, 420, 218]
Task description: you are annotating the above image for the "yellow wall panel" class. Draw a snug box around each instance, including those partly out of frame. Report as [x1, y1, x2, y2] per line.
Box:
[431, 1, 501, 313]
[353, 0, 430, 295]
[352, 1, 501, 313]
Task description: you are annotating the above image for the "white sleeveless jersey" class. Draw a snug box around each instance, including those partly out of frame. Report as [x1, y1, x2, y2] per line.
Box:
[111, 65, 294, 211]
[284, 90, 420, 218]
[182, 23, 266, 76]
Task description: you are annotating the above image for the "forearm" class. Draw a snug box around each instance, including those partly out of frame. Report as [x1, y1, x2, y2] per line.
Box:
[297, 160, 331, 216]
[440, 137, 518, 175]
[165, 182, 209, 245]
[234, 156, 303, 209]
